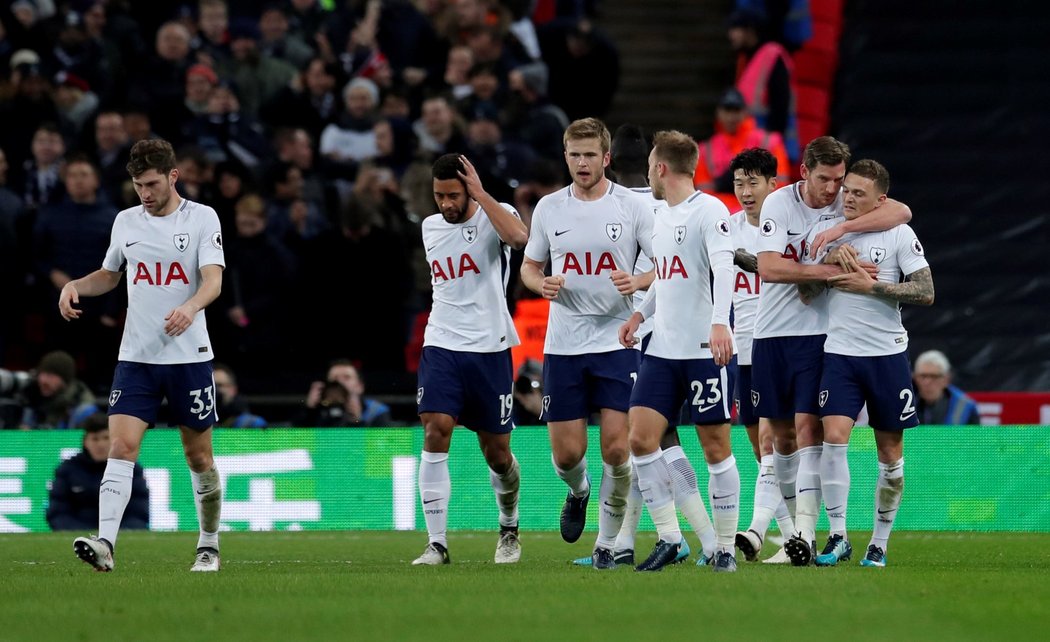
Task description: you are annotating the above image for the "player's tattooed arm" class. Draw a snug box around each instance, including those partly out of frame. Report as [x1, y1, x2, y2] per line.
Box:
[734, 249, 758, 273]
[871, 267, 935, 306]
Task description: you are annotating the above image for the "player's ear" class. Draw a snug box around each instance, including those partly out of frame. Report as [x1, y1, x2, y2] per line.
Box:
[169, 168, 180, 186]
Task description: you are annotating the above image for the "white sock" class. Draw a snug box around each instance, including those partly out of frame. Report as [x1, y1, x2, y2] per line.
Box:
[820, 442, 850, 537]
[633, 449, 681, 543]
[190, 467, 222, 551]
[614, 463, 643, 552]
[748, 454, 780, 539]
[708, 455, 740, 553]
[419, 451, 450, 548]
[794, 446, 823, 543]
[595, 461, 630, 550]
[774, 498, 795, 536]
[774, 449, 800, 520]
[489, 456, 520, 529]
[553, 455, 591, 497]
[98, 458, 135, 548]
[871, 458, 904, 552]
[664, 445, 716, 556]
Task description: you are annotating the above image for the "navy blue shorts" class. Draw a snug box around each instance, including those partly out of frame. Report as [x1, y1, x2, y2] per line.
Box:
[734, 365, 759, 426]
[751, 335, 826, 420]
[417, 346, 515, 434]
[542, 349, 640, 422]
[630, 355, 737, 426]
[819, 352, 919, 432]
[108, 361, 217, 430]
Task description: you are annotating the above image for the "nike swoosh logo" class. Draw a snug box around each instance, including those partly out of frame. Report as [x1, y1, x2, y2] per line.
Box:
[196, 490, 210, 496]
[695, 404, 719, 413]
[899, 411, 916, 421]
[554, 229, 570, 236]
[426, 245, 437, 252]
[100, 480, 114, 486]
[712, 493, 734, 500]
[500, 416, 511, 425]
[125, 240, 141, 247]
[798, 487, 820, 493]
[787, 230, 802, 236]
[760, 473, 776, 478]
[826, 505, 843, 512]
[422, 497, 442, 505]
[877, 508, 895, 515]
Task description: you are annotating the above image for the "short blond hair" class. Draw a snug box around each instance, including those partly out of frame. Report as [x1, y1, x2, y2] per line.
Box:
[563, 117, 611, 154]
[652, 130, 699, 176]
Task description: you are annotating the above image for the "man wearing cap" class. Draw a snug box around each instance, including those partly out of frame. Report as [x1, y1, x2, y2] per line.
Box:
[219, 17, 296, 120]
[693, 87, 790, 195]
[17, 350, 99, 429]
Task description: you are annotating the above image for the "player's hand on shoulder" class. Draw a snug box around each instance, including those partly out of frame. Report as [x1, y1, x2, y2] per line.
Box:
[610, 270, 637, 295]
[541, 275, 565, 300]
[812, 224, 846, 257]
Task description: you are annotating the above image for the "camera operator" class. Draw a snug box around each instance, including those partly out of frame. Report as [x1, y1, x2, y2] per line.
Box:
[296, 358, 393, 427]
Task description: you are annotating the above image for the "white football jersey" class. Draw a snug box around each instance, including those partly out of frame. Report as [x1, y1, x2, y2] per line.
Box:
[646, 191, 736, 360]
[524, 181, 654, 355]
[628, 186, 657, 339]
[753, 182, 843, 339]
[102, 198, 225, 364]
[422, 203, 520, 353]
[730, 212, 762, 365]
[808, 221, 930, 356]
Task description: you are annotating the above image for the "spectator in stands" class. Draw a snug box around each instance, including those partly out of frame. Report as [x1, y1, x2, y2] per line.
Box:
[22, 122, 67, 211]
[0, 147, 25, 364]
[464, 101, 536, 204]
[0, 51, 60, 177]
[18, 350, 98, 429]
[220, 17, 297, 121]
[298, 360, 393, 427]
[264, 160, 328, 243]
[442, 45, 476, 101]
[727, 8, 798, 161]
[504, 61, 569, 160]
[90, 111, 132, 208]
[53, 72, 99, 136]
[512, 358, 544, 426]
[538, 17, 620, 121]
[210, 159, 254, 231]
[413, 93, 469, 156]
[183, 63, 219, 122]
[373, 117, 417, 180]
[33, 154, 120, 387]
[259, 3, 315, 70]
[913, 350, 981, 425]
[46, 412, 150, 531]
[185, 79, 270, 170]
[133, 21, 193, 141]
[734, 0, 812, 51]
[320, 77, 381, 168]
[261, 57, 341, 141]
[287, 0, 330, 46]
[693, 87, 790, 193]
[456, 61, 506, 118]
[212, 363, 267, 428]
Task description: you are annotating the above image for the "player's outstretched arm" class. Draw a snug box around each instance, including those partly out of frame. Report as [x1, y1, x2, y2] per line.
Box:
[164, 264, 223, 336]
[458, 155, 528, 250]
[58, 269, 122, 321]
[812, 199, 913, 257]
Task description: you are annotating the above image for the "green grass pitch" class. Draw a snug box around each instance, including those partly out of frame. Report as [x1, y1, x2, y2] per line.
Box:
[2, 531, 1048, 641]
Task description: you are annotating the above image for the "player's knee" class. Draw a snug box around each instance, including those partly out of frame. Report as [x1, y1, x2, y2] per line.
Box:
[628, 431, 656, 457]
[185, 450, 214, 472]
[108, 438, 140, 461]
[551, 449, 584, 471]
[602, 444, 628, 466]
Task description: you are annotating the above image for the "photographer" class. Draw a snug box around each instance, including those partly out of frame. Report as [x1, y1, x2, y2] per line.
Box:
[296, 359, 393, 427]
[0, 368, 33, 429]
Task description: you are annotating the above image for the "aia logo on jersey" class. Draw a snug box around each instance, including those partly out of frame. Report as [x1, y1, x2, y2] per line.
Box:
[133, 262, 189, 286]
[760, 219, 776, 236]
[735, 271, 760, 294]
[174, 233, 190, 252]
[655, 255, 689, 279]
[606, 223, 622, 242]
[561, 251, 616, 275]
[870, 247, 887, 264]
[462, 226, 477, 243]
[431, 254, 480, 282]
[782, 240, 808, 263]
[674, 225, 687, 245]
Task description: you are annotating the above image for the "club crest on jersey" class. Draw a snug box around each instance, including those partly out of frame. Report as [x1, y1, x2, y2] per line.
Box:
[819, 390, 829, 408]
[109, 390, 122, 406]
[416, 387, 424, 405]
[173, 233, 189, 252]
[541, 395, 551, 419]
[716, 219, 731, 236]
[870, 247, 887, 264]
[760, 219, 776, 236]
[912, 238, 925, 256]
[462, 225, 478, 243]
[751, 390, 760, 407]
[606, 223, 622, 242]
[674, 225, 687, 245]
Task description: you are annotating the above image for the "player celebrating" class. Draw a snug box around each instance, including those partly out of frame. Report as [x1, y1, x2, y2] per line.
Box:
[619, 130, 740, 572]
[413, 154, 529, 565]
[60, 139, 225, 572]
[521, 118, 654, 569]
[726, 148, 794, 564]
[805, 160, 934, 567]
[752, 136, 911, 565]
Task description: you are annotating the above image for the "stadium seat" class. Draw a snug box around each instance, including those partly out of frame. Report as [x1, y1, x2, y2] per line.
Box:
[794, 48, 839, 87]
[797, 116, 829, 151]
[809, 0, 845, 25]
[795, 85, 831, 121]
